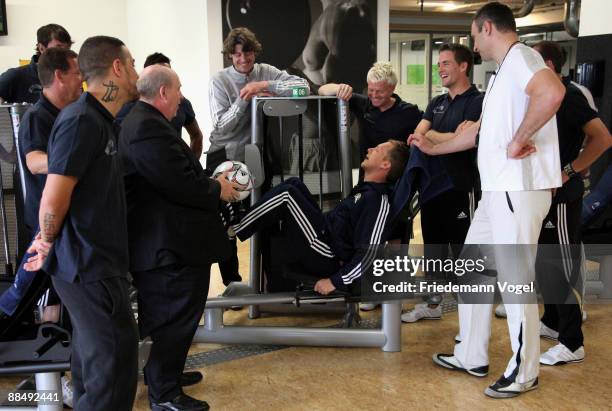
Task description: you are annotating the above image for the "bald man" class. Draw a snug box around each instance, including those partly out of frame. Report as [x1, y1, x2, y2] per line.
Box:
[119, 65, 239, 411]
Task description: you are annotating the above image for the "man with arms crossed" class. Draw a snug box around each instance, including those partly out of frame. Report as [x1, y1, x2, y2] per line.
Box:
[18, 48, 82, 241]
[411, 2, 565, 398]
[402, 43, 483, 323]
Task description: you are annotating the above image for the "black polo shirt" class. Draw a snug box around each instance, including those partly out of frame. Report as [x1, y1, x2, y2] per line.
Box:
[17, 94, 60, 234]
[171, 97, 196, 133]
[0, 55, 42, 103]
[349, 93, 421, 157]
[423, 85, 483, 191]
[43, 92, 128, 283]
[115, 97, 195, 136]
[554, 78, 599, 203]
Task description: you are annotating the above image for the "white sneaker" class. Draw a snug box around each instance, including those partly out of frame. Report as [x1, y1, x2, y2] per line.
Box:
[401, 303, 442, 323]
[61, 376, 74, 408]
[359, 303, 380, 311]
[494, 304, 506, 318]
[539, 321, 559, 341]
[454, 333, 461, 344]
[540, 343, 585, 366]
[484, 375, 538, 398]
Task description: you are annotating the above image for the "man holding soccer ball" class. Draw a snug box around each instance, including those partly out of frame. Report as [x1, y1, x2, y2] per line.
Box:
[119, 64, 240, 411]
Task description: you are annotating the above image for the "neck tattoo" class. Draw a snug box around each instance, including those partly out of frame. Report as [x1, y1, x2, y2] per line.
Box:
[101, 81, 119, 102]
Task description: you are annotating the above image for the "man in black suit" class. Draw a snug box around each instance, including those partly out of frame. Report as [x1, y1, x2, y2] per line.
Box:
[119, 64, 239, 411]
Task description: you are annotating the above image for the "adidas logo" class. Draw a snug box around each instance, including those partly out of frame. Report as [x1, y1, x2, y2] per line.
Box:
[457, 211, 468, 219]
[545, 221, 555, 229]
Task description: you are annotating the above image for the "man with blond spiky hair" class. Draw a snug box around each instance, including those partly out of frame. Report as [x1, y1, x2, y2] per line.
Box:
[319, 61, 422, 163]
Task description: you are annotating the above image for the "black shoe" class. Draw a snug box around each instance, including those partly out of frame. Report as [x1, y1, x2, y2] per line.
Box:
[484, 375, 539, 398]
[151, 393, 209, 411]
[432, 353, 489, 377]
[180, 371, 203, 387]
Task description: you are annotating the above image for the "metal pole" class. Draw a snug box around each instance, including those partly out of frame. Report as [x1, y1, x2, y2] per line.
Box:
[317, 99, 323, 208]
[249, 97, 262, 319]
[279, 117, 284, 182]
[297, 114, 303, 181]
[426, 33, 433, 104]
[336, 99, 352, 198]
[204, 308, 223, 331]
[381, 302, 402, 352]
[9, 105, 27, 202]
[34, 372, 63, 411]
[195, 325, 386, 348]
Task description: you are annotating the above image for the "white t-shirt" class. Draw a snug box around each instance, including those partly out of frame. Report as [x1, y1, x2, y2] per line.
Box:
[478, 43, 562, 191]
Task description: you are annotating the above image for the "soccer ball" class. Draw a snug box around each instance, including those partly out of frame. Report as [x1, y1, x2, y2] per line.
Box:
[212, 160, 254, 202]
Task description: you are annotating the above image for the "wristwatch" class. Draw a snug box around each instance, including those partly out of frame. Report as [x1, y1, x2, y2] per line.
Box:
[563, 162, 577, 178]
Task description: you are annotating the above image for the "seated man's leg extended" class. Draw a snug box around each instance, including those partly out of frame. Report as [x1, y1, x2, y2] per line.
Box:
[234, 177, 339, 277]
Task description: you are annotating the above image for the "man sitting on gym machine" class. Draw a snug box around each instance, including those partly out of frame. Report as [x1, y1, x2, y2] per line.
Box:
[226, 140, 409, 295]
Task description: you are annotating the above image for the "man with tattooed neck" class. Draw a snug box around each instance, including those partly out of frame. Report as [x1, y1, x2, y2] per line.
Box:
[24, 36, 140, 411]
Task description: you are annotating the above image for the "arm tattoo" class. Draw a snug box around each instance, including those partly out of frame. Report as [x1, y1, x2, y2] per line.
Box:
[42, 212, 57, 242]
[101, 80, 119, 102]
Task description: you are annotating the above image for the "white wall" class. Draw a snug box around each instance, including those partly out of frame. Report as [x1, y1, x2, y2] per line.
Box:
[0, 0, 127, 73]
[579, 0, 612, 37]
[0, 0, 217, 157]
[377, 0, 390, 61]
[205, 0, 224, 131]
[126, 0, 214, 155]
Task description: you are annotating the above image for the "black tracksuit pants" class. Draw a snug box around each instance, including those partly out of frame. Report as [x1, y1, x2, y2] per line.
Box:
[419, 189, 473, 304]
[233, 178, 340, 279]
[537, 197, 584, 351]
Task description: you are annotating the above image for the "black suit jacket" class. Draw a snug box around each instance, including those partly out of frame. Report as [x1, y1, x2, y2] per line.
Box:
[119, 101, 230, 272]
